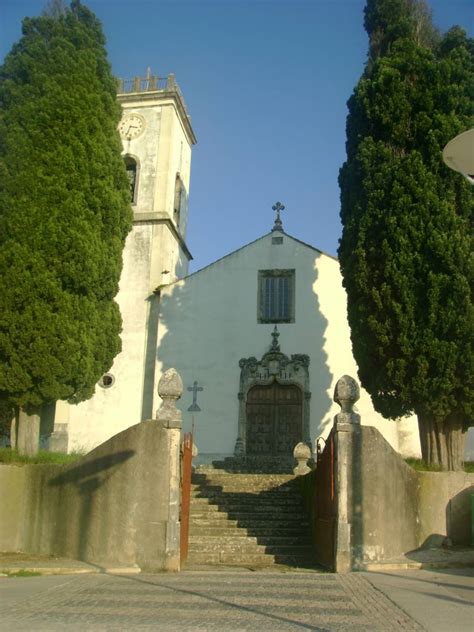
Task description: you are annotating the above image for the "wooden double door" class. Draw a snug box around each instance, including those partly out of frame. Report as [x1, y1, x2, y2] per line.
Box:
[246, 382, 303, 455]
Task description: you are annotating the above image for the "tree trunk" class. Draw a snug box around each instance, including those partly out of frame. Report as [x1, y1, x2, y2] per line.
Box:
[417, 410, 466, 471]
[10, 410, 18, 449]
[16, 408, 40, 456]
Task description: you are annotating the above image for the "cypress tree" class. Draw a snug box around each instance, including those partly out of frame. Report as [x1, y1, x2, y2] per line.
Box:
[339, 0, 473, 470]
[0, 1, 132, 452]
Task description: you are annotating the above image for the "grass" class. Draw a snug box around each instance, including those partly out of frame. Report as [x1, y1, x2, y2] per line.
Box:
[1, 570, 42, 578]
[405, 457, 474, 473]
[0, 447, 84, 465]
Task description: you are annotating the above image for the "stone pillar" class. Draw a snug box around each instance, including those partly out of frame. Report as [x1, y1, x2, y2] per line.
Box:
[47, 401, 70, 453]
[16, 409, 40, 456]
[48, 424, 69, 453]
[234, 391, 246, 456]
[333, 375, 360, 573]
[156, 368, 183, 572]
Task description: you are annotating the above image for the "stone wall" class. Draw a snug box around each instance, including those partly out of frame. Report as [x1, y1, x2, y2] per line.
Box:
[0, 418, 180, 572]
[335, 425, 474, 570]
[306, 375, 474, 572]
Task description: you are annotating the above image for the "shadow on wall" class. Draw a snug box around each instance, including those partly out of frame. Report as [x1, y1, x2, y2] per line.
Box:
[155, 249, 333, 452]
[446, 485, 474, 544]
[141, 247, 190, 423]
[48, 450, 135, 561]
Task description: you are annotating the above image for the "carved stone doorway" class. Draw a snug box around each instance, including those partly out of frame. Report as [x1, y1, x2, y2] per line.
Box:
[235, 327, 310, 457]
[246, 382, 303, 455]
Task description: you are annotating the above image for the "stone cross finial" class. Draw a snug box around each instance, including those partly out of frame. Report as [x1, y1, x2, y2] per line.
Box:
[270, 325, 280, 352]
[156, 368, 183, 428]
[272, 201, 285, 232]
[333, 375, 360, 428]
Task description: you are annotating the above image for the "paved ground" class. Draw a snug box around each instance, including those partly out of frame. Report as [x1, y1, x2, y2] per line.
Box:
[0, 552, 473, 631]
[0, 568, 438, 631]
[362, 568, 474, 632]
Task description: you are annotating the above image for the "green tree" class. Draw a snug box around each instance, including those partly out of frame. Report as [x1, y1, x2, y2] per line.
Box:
[339, 0, 473, 470]
[0, 1, 132, 453]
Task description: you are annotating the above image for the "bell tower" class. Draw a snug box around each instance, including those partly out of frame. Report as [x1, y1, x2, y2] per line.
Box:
[117, 71, 196, 287]
[52, 71, 197, 452]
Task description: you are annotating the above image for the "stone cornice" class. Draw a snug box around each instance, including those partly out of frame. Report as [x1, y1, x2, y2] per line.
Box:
[133, 212, 193, 261]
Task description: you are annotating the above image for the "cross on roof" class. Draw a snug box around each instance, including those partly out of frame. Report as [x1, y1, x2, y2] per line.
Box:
[272, 201, 285, 232]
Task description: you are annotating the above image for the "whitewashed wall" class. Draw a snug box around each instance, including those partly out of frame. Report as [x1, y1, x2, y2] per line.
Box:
[155, 232, 422, 461]
[65, 96, 193, 451]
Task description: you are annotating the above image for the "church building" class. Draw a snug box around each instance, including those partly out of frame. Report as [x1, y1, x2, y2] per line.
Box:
[46, 72, 470, 462]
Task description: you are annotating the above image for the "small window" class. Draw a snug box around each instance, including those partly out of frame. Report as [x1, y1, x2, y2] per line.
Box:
[124, 155, 138, 204]
[258, 270, 295, 323]
[174, 173, 186, 228]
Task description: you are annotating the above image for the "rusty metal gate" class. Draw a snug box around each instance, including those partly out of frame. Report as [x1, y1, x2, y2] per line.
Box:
[180, 432, 193, 565]
[314, 430, 337, 570]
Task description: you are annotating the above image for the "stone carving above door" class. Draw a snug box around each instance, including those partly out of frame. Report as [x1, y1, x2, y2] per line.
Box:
[235, 326, 310, 456]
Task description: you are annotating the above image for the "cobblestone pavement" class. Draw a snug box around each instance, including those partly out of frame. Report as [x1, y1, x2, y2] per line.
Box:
[0, 570, 423, 631]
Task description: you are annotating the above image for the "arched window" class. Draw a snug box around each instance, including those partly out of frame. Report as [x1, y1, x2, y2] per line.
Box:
[174, 173, 186, 228]
[124, 155, 138, 204]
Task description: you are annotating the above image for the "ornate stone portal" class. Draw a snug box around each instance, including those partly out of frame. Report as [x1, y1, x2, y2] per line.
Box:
[235, 327, 310, 456]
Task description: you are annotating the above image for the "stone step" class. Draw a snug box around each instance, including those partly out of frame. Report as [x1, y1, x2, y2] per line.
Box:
[186, 550, 315, 566]
[188, 538, 313, 555]
[187, 468, 313, 569]
[192, 473, 295, 483]
[189, 513, 309, 526]
[189, 534, 312, 546]
[190, 494, 303, 506]
[192, 488, 296, 497]
[189, 523, 309, 536]
[192, 481, 297, 490]
[192, 476, 296, 484]
[189, 501, 306, 513]
[191, 489, 297, 498]
[185, 551, 276, 565]
[195, 457, 297, 474]
[192, 474, 295, 482]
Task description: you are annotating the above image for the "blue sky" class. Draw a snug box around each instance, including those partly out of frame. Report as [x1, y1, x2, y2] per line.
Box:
[1, 0, 472, 272]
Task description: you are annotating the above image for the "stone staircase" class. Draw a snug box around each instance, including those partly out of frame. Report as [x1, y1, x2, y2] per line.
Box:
[186, 466, 315, 568]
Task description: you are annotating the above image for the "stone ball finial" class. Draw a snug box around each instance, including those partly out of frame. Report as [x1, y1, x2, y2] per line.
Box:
[334, 375, 360, 410]
[158, 368, 183, 400]
[293, 442, 312, 476]
[333, 375, 361, 427]
[156, 368, 183, 428]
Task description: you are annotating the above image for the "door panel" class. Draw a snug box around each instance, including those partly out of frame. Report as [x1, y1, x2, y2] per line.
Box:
[246, 383, 302, 455]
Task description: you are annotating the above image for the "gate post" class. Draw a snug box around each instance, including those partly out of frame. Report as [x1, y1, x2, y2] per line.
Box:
[180, 432, 193, 564]
[156, 368, 183, 571]
[333, 375, 361, 573]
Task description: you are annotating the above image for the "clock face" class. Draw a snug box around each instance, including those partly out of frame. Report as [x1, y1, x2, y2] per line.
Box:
[118, 113, 145, 140]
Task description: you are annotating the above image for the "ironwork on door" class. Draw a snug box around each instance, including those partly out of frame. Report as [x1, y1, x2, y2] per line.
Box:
[246, 382, 302, 455]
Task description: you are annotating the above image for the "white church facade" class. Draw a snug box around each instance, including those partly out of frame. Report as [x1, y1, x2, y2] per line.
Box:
[153, 222, 421, 461]
[44, 73, 471, 462]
